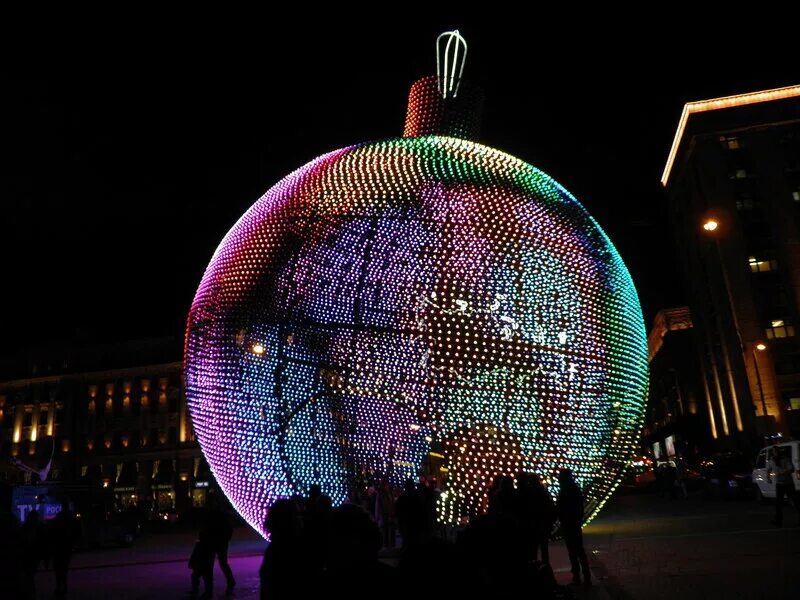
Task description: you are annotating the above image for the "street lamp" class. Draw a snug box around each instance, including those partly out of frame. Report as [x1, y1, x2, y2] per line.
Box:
[700, 215, 745, 433]
[752, 342, 769, 419]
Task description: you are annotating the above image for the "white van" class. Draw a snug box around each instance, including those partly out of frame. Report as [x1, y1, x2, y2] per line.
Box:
[752, 440, 800, 501]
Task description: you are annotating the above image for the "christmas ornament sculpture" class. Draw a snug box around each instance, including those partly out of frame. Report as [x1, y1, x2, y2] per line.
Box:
[185, 31, 647, 536]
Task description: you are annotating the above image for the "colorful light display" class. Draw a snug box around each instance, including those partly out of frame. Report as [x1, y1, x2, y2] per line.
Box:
[185, 132, 648, 536]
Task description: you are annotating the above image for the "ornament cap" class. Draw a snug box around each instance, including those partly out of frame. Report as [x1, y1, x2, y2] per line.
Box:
[402, 31, 484, 140]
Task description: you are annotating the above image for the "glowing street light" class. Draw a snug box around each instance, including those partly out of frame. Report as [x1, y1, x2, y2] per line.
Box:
[700, 215, 744, 434]
[752, 342, 769, 421]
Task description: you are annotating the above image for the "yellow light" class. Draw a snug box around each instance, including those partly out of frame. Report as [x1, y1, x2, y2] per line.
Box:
[252, 343, 266, 355]
[755, 343, 767, 351]
[662, 85, 800, 186]
[702, 219, 718, 232]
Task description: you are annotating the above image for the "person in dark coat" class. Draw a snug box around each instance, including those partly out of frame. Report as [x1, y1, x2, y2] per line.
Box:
[20, 509, 45, 600]
[0, 509, 23, 599]
[557, 469, 591, 585]
[302, 484, 331, 577]
[395, 478, 424, 547]
[488, 475, 517, 518]
[260, 499, 303, 600]
[518, 473, 556, 564]
[188, 529, 215, 599]
[48, 503, 79, 599]
[317, 504, 397, 595]
[205, 493, 235, 594]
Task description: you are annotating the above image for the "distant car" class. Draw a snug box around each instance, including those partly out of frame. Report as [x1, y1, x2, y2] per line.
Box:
[158, 509, 179, 524]
[622, 456, 656, 490]
[701, 453, 753, 498]
[752, 440, 800, 503]
[633, 468, 656, 488]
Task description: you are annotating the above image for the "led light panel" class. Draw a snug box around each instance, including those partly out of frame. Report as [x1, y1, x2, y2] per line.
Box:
[185, 136, 648, 536]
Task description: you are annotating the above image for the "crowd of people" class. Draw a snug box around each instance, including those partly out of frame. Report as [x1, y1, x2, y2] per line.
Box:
[0, 501, 80, 599]
[0, 469, 592, 599]
[251, 467, 590, 599]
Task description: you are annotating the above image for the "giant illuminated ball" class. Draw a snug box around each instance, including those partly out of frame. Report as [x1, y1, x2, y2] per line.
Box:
[185, 135, 648, 536]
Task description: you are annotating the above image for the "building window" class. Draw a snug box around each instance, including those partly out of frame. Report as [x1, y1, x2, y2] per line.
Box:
[793, 190, 800, 203]
[729, 168, 749, 180]
[748, 256, 778, 273]
[720, 135, 741, 150]
[766, 319, 795, 339]
[23, 410, 33, 427]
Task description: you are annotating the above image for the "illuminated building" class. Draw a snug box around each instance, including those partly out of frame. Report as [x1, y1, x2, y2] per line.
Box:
[662, 85, 800, 444]
[185, 32, 648, 535]
[0, 338, 213, 513]
[644, 307, 711, 460]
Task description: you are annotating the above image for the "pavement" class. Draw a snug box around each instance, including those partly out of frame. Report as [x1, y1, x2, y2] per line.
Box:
[583, 489, 800, 599]
[33, 526, 606, 600]
[31, 489, 799, 599]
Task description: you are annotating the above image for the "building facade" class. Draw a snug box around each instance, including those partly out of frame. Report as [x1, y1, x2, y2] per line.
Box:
[645, 307, 715, 462]
[662, 85, 800, 449]
[0, 338, 214, 515]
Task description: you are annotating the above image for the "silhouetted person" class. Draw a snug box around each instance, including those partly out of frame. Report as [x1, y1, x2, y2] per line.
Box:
[375, 479, 396, 548]
[188, 529, 214, 599]
[417, 476, 439, 537]
[518, 473, 556, 564]
[0, 509, 23, 599]
[48, 503, 79, 599]
[395, 478, 424, 546]
[457, 511, 528, 595]
[205, 493, 235, 594]
[318, 504, 397, 595]
[303, 484, 331, 576]
[557, 469, 591, 586]
[488, 475, 516, 517]
[20, 509, 44, 600]
[675, 455, 689, 498]
[769, 447, 797, 527]
[260, 499, 303, 599]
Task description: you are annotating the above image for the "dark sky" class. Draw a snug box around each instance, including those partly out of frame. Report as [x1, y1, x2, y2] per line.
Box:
[3, 20, 797, 354]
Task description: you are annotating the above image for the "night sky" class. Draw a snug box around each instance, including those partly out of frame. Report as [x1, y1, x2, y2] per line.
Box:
[3, 20, 797, 357]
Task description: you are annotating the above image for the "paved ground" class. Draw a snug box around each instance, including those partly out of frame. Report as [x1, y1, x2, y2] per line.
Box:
[31, 490, 799, 599]
[583, 490, 800, 599]
[33, 526, 604, 599]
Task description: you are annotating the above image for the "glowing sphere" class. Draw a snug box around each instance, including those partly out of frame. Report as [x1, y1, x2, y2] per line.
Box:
[185, 136, 648, 536]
